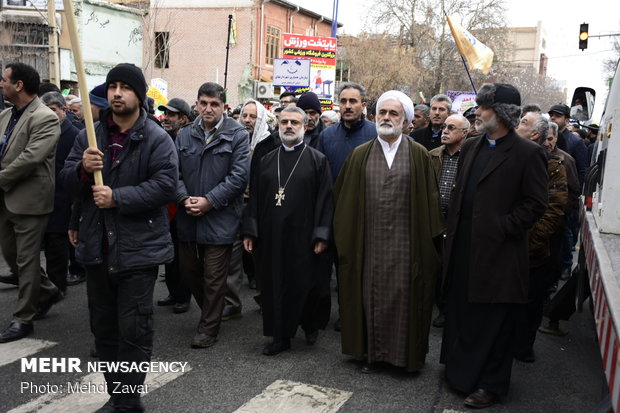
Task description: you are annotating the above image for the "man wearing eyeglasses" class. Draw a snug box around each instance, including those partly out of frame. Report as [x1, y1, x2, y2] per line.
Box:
[279, 91, 296, 107]
[429, 114, 469, 217]
[428, 114, 469, 329]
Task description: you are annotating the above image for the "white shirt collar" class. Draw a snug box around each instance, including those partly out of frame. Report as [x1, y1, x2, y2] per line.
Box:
[377, 134, 403, 168]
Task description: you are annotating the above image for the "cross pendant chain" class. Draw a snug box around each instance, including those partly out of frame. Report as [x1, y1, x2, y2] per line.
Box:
[275, 187, 285, 207]
[276, 145, 306, 208]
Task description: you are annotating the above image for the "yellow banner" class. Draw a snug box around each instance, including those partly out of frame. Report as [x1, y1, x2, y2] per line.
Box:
[446, 15, 494, 75]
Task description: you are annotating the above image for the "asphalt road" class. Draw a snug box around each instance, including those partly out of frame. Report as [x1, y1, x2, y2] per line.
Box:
[0, 255, 608, 413]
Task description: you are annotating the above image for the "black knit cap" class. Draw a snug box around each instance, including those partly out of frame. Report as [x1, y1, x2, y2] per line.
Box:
[296, 92, 322, 113]
[106, 63, 147, 103]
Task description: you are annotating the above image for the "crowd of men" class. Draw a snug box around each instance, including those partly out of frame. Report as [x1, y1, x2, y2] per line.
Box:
[0, 61, 598, 412]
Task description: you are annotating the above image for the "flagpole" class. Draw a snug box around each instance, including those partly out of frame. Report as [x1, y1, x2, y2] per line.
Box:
[224, 14, 233, 91]
[460, 55, 477, 93]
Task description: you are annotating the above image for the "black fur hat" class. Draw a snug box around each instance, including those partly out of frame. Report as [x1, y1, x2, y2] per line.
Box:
[475, 83, 522, 129]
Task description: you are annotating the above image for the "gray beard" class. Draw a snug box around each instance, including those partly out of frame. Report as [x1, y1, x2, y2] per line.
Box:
[475, 115, 499, 135]
[281, 132, 303, 145]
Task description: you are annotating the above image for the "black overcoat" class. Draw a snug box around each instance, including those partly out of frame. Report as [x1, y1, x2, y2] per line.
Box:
[443, 130, 548, 304]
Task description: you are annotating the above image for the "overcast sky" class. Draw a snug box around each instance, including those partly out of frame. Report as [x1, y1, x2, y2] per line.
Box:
[292, 0, 620, 118]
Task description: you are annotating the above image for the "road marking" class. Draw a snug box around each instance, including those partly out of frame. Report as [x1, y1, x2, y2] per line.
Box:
[7, 364, 192, 413]
[443, 410, 466, 413]
[234, 379, 353, 413]
[0, 338, 57, 368]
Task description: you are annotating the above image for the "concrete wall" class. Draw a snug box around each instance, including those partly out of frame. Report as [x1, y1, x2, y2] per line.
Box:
[61, 0, 143, 89]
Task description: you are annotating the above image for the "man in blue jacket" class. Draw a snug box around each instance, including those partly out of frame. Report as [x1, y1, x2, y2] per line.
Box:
[175, 82, 250, 349]
[60, 63, 178, 413]
[316, 82, 375, 182]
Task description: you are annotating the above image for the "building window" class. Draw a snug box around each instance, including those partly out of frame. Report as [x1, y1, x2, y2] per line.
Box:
[9, 24, 48, 46]
[154, 31, 170, 69]
[265, 25, 280, 66]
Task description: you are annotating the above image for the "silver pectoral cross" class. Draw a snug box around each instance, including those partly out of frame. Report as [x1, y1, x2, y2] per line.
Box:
[275, 187, 285, 206]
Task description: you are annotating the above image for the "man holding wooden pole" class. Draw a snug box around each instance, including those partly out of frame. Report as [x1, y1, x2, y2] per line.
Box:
[60, 63, 178, 413]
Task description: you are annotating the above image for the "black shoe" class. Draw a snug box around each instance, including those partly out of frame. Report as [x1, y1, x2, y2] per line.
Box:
[0, 272, 18, 286]
[191, 332, 218, 348]
[173, 301, 190, 314]
[94, 397, 116, 413]
[361, 362, 381, 374]
[334, 318, 341, 332]
[157, 295, 175, 306]
[262, 339, 291, 356]
[221, 306, 242, 321]
[464, 388, 497, 408]
[66, 273, 86, 286]
[432, 313, 445, 328]
[305, 330, 319, 345]
[0, 321, 33, 343]
[248, 279, 257, 290]
[33, 290, 64, 320]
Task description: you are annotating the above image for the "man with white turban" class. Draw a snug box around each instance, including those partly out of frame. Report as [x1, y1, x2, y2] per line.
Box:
[333, 90, 444, 373]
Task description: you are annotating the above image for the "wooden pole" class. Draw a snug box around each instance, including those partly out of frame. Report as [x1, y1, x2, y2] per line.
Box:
[62, 0, 103, 185]
[47, 1, 60, 86]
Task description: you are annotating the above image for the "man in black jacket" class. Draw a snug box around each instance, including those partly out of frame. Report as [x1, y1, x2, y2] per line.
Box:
[60, 64, 178, 413]
[411, 94, 452, 151]
[296, 91, 324, 148]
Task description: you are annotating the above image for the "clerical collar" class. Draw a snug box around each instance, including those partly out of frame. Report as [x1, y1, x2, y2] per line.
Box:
[282, 140, 304, 151]
[485, 133, 508, 147]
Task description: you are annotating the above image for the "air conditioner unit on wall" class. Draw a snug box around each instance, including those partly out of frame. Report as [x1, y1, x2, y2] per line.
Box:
[256, 82, 274, 99]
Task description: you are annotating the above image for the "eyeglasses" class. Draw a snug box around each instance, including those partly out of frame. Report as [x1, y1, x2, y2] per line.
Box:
[441, 124, 468, 131]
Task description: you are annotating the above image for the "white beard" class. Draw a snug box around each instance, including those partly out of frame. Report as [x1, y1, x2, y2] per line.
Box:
[376, 122, 401, 139]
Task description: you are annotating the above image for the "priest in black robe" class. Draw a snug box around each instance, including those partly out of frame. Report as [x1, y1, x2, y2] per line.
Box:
[243, 106, 333, 356]
[440, 84, 548, 409]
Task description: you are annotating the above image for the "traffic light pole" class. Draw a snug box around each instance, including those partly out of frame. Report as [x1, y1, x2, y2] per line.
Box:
[588, 33, 620, 38]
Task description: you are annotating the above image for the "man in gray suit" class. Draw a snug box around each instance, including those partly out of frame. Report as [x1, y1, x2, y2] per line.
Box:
[0, 63, 62, 343]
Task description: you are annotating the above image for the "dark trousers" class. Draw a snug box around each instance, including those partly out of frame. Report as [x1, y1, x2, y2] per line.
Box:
[225, 239, 244, 309]
[69, 244, 85, 277]
[179, 242, 232, 336]
[0, 199, 58, 323]
[517, 263, 555, 355]
[86, 264, 157, 412]
[163, 220, 190, 304]
[562, 209, 578, 270]
[43, 232, 69, 293]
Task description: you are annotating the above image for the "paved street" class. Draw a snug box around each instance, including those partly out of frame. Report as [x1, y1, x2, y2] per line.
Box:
[0, 255, 608, 413]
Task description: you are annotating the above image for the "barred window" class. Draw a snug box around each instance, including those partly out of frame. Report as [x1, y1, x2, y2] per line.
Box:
[265, 25, 280, 66]
[154, 31, 170, 69]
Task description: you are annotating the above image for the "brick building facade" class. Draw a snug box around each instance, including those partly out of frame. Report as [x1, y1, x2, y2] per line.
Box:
[141, 0, 336, 107]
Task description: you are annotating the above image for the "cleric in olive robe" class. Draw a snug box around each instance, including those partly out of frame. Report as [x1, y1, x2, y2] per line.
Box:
[333, 91, 444, 372]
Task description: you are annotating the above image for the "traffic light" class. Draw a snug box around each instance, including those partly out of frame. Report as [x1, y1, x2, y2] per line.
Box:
[579, 23, 589, 50]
